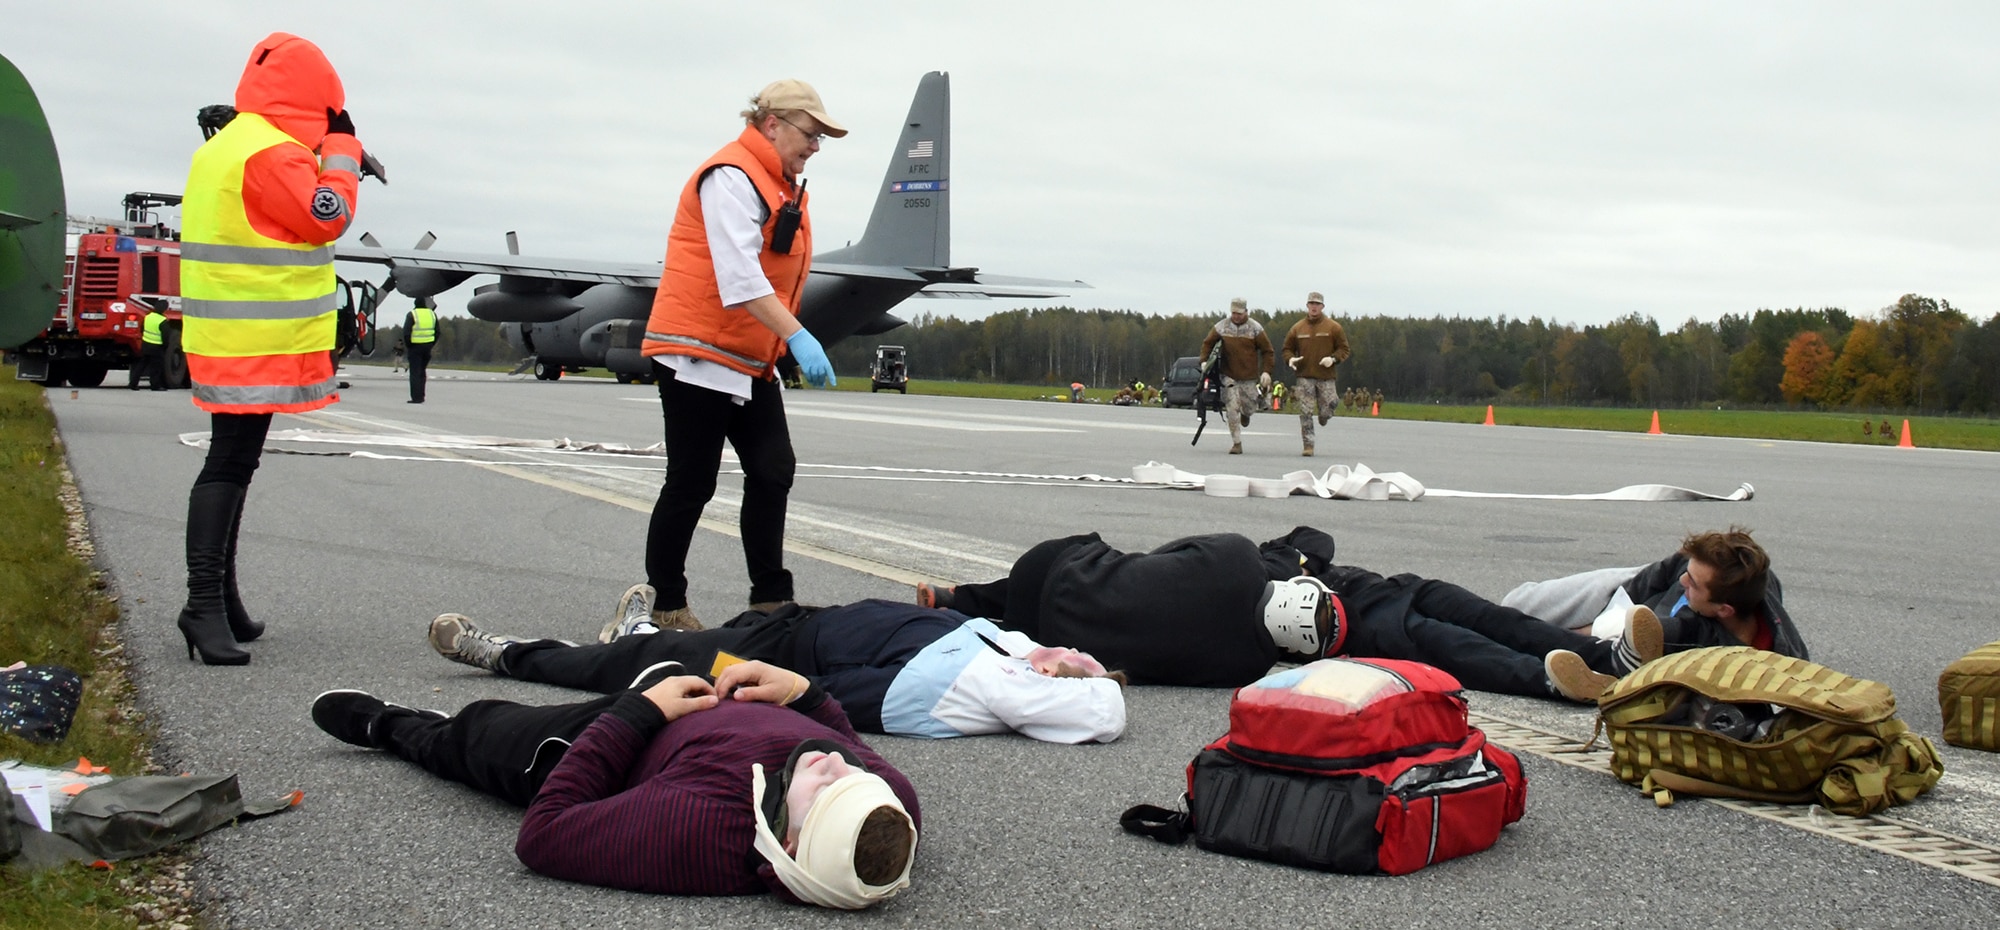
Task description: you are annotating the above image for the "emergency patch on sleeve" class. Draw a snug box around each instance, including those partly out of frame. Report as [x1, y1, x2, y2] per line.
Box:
[310, 187, 348, 221]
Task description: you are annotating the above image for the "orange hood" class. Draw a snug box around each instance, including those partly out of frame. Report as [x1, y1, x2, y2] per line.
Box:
[232, 32, 345, 148]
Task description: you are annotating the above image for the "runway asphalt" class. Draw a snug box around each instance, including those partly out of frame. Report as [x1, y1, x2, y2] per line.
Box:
[44, 363, 2000, 928]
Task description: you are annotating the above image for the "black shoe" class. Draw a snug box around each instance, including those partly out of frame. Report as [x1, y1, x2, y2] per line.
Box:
[311, 690, 441, 748]
[312, 690, 391, 748]
[628, 661, 688, 690]
[406, 399, 423, 404]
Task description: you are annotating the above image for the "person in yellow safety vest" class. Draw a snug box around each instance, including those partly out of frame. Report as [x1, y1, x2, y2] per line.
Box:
[174, 32, 366, 666]
[130, 307, 169, 391]
[403, 296, 438, 403]
[1269, 379, 1285, 411]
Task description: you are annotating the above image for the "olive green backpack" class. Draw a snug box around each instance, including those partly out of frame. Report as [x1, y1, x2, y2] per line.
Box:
[1595, 646, 1942, 816]
[1938, 639, 2000, 751]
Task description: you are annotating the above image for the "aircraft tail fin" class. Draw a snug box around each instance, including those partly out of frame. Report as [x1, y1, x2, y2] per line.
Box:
[816, 71, 949, 269]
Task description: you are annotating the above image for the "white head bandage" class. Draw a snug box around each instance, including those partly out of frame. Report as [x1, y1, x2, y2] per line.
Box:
[750, 762, 915, 909]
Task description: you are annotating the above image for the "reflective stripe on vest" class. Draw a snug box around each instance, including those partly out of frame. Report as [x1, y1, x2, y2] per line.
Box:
[141, 312, 165, 345]
[409, 306, 438, 344]
[180, 112, 340, 412]
[641, 331, 767, 370]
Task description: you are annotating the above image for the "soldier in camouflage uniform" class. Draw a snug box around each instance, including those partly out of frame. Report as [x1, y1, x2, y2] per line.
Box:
[1280, 291, 1351, 457]
[1198, 298, 1275, 454]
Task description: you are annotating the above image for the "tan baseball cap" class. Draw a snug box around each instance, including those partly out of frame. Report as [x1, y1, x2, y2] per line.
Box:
[755, 79, 848, 138]
[1230, 298, 1248, 313]
[1307, 291, 1325, 304]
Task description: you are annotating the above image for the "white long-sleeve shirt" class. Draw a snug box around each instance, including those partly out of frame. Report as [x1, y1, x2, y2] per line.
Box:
[879, 618, 1127, 743]
[654, 166, 773, 403]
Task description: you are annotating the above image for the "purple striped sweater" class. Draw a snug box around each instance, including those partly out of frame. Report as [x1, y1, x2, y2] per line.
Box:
[516, 690, 921, 897]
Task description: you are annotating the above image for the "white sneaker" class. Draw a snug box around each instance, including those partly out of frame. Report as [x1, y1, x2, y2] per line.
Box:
[601, 584, 659, 643]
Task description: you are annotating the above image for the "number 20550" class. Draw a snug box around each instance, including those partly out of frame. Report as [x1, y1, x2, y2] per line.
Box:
[902, 197, 931, 209]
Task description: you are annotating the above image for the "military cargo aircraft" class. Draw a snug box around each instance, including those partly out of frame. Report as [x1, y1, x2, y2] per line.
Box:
[336, 71, 1085, 382]
[0, 52, 67, 350]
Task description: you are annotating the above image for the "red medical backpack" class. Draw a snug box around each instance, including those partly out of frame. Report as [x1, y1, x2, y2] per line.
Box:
[1122, 657, 1527, 874]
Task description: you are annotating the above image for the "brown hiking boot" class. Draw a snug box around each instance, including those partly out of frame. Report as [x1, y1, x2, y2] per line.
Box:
[651, 606, 703, 633]
[1545, 650, 1615, 703]
[1302, 443, 1314, 456]
[748, 599, 794, 614]
[1228, 442, 1243, 454]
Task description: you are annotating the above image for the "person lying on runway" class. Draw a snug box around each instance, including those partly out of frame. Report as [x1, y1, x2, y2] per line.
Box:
[311, 659, 919, 908]
[914, 526, 1669, 702]
[427, 589, 1126, 744]
[1500, 525, 1806, 660]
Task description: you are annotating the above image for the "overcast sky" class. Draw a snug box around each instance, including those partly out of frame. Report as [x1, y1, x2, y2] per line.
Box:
[12, 2, 1998, 328]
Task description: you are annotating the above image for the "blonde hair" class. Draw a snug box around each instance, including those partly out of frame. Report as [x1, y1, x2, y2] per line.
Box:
[742, 102, 804, 128]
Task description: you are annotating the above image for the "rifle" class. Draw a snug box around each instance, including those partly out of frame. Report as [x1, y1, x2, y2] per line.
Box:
[1190, 344, 1224, 446]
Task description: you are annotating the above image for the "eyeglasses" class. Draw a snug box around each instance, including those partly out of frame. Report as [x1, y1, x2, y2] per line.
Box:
[776, 115, 827, 146]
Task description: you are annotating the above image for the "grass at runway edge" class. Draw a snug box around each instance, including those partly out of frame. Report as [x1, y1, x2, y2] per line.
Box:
[887, 382, 2000, 451]
[1, 367, 185, 929]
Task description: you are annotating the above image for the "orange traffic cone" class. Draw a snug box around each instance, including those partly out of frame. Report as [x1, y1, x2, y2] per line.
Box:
[1647, 410, 1663, 435]
[1898, 419, 1914, 448]
[1370, 401, 1379, 416]
[1482, 405, 1495, 426]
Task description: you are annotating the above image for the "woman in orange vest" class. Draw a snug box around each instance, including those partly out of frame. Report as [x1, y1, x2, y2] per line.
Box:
[175, 33, 365, 664]
[631, 80, 844, 633]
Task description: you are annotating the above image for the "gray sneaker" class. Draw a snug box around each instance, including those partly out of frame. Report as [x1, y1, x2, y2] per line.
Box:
[601, 583, 660, 643]
[429, 613, 526, 674]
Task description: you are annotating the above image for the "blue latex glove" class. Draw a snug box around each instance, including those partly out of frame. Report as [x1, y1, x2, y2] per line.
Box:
[786, 329, 836, 387]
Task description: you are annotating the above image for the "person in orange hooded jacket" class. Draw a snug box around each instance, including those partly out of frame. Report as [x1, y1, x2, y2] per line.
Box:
[174, 33, 365, 665]
[631, 80, 845, 633]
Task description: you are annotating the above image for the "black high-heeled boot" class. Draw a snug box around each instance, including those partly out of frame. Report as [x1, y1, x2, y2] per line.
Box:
[179, 482, 250, 665]
[222, 490, 265, 642]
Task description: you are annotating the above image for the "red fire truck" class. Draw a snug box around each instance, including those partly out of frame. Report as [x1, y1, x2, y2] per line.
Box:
[5, 191, 381, 388]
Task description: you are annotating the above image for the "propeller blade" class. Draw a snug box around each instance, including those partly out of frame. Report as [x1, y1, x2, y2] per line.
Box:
[415, 231, 436, 251]
[506, 231, 519, 256]
[360, 231, 382, 248]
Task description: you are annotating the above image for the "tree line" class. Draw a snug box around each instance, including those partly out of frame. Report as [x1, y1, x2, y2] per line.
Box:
[823, 293, 2000, 414]
[396, 292, 2000, 415]
[372, 316, 519, 365]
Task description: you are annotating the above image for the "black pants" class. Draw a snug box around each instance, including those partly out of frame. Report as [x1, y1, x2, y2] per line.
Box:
[195, 413, 273, 487]
[1353, 579, 1619, 697]
[644, 368, 796, 609]
[132, 346, 167, 389]
[378, 694, 622, 807]
[507, 610, 799, 693]
[944, 533, 1100, 640]
[406, 341, 432, 402]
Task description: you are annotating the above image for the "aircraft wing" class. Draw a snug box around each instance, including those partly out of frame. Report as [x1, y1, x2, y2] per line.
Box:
[335, 244, 662, 289]
[914, 272, 1089, 300]
[810, 261, 1089, 300]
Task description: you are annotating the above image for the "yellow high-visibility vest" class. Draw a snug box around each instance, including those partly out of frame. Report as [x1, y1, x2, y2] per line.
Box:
[409, 306, 437, 344]
[180, 111, 340, 412]
[141, 311, 165, 346]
